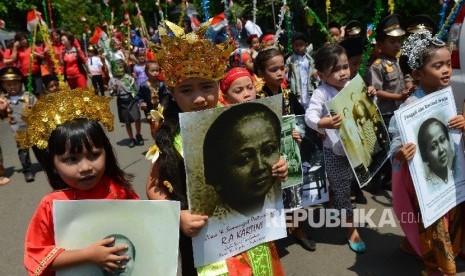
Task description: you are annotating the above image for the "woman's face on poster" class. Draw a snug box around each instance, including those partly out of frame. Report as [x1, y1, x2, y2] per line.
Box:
[219, 114, 279, 203]
[423, 122, 452, 173]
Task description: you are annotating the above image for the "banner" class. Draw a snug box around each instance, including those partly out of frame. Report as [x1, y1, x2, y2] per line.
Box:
[281, 115, 303, 189]
[54, 200, 180, 276]
[326, 74, 390, 187]
[282, 115, 328, 210]
[180, 95, 287, 267]
[394, 87, 465, 227]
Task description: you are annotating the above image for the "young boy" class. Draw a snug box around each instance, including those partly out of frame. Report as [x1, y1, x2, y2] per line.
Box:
[366, 14, 412, 126]
[365, 14, 412, 191]
[42, 74, 60, 94]
[340, 20, 365, 79]
[285, 32, 318, 109]
[0, 66, 36, 182]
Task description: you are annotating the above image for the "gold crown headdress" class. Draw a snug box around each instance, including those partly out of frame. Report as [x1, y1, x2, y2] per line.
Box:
[16, 88, 114, 149]
[156, 21, 234, 87]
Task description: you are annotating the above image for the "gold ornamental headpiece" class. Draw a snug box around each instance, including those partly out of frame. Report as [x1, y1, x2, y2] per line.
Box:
[16, 88, 114, 149]
[156, 21, 234, 87]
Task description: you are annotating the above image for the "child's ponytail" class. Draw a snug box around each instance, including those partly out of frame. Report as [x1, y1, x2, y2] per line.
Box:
[154, 96, 188, 209]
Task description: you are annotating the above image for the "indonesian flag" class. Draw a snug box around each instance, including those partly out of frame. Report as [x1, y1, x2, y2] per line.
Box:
[0, 20, 4, 29]
[102, 0, 110, 6]
[89, 26, 108, 45]
[27, 10, 45, 32]
[190, 16, 200, 30]
[102, 20, 108, 26]
[211, 12, 228, 31]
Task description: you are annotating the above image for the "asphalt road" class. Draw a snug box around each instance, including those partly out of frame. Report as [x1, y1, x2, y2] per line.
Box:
[0, 98, 463, 276]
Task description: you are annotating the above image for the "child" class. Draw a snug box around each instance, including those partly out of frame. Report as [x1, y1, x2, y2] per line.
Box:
[285, 32, 318, 109]
[146, 30, 286, 275]
[247, 34, 260, 60]
[328, 21, 342, 43]
[137, 60, 167, 139]
[0, 66, 36, 182]
[306, 44, 368, 253]
[86, 45, 105, 96]
[390, 30, 465, 276]
[109, 59, 143, 148]
[220, 67, 256, 104]
[365, 14, 413, 191]
[255, 48, 319, 251]
[41, 74, 60, 95]
[132, 49, 148, 90]
[18, 89, 140, 276]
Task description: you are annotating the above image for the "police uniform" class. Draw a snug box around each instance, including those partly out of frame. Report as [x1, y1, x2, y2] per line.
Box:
[0, 66, 36, 182]
[365, 14, 409, 192]
[365, 14, 410, 126]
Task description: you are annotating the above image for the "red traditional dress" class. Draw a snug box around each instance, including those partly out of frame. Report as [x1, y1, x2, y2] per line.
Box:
[24, 176, 139, 276]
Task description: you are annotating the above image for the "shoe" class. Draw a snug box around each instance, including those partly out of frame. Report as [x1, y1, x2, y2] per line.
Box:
[136, 134, 144, 146]
[347, 238, 366, 253]
[128, 139, 136, 148]
[297, 236, 316, 251]
[24, 172, 35, 182]
[354, 192, 367, 204]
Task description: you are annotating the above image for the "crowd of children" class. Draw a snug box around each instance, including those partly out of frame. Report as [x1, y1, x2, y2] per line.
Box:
[0, 5, 464, 276]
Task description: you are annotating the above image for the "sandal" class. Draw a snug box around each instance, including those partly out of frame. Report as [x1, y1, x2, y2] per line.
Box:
[0, 176, 10, 186]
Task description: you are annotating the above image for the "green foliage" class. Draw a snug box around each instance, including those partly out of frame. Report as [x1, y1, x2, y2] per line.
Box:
[0, 0, 446, 47]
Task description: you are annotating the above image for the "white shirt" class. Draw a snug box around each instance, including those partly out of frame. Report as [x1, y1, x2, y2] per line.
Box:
[305, 82, 345, 155]
[86, 56, 103, 76]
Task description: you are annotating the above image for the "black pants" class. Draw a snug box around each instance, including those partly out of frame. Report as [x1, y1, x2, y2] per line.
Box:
[17, 143, 32, 174]
[91, 75, 105, 96]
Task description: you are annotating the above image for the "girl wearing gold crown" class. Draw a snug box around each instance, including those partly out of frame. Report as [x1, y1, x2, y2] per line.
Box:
[146, 23, 286, 275]
[18, 90, 140, 276]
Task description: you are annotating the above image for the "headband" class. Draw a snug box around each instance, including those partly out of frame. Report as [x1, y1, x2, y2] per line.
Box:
[220, 67, 253, 93]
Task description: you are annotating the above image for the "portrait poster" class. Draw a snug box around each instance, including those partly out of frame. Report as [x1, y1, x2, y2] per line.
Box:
[180, 94, 287, 267]
[281, 115, 328, 210]
[394, 87, 465, 227]
[281, 115, 303, 189]
[54, 200, 180, 276]
[325, 74, 390, 187]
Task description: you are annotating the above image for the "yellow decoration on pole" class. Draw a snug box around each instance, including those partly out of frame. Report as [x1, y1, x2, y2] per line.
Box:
[388, 0, 395, 14]
[326, 0, 331, 22]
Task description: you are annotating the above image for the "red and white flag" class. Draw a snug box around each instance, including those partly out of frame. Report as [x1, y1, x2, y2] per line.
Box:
[0, 20, 4, 29]
[89, 26, 108, 44]
[211, 12, 228, 31]
[27, 10, 45, 32]
[102, 20, 108, 27]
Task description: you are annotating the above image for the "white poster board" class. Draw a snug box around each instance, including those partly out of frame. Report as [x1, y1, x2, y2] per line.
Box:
[394, 87, 465, 227]
[54, 200, 180, 276]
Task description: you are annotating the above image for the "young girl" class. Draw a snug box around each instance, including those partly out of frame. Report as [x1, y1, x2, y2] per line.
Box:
[137, 60, 167, 139]
[109, 59, 143, 147]
[86, 45, 105, 96]
[132, 50, 148, 90]
[305, 44, 366, 253]
[390, 31, 465, 275]
[254, 48, 318, 251]
[18, 90, 139, 276]
[146, 31, 287, 275]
